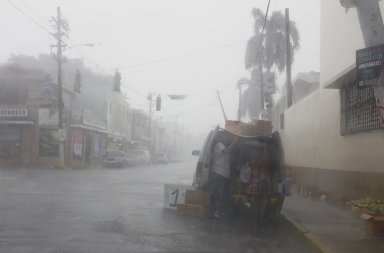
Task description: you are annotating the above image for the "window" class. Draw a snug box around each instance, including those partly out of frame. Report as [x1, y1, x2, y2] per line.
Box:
[341, 81, 381, 135]
[0, 125, 21, 159]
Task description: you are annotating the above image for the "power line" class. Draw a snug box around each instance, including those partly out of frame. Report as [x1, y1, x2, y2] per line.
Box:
[256, 0, 272, 61]
[115, 40, 247, 70]
[18, 0, 50, 24]
[8, 1, 104, 71]
[250, 0, 272, 88]
[6, 0, 54, 36]
[165, 100, 218, 118]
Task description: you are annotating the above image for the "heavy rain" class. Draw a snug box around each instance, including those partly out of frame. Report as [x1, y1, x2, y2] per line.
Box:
[1, 0, 384, 252]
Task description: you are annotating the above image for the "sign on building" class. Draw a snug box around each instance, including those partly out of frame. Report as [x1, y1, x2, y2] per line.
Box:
[38, 108, 58, 126]
[356, 44, 384, 87]
[72, 130, 83, 158]
[0, 108, 28, 117]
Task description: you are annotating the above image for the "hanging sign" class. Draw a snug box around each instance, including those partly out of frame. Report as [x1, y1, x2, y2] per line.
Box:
[356, 44, 384, 87]
[72, 130, 83, 158]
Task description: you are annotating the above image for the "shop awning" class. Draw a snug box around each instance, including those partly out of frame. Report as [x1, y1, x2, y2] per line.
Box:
[0, 120, 34, 125]
[323, 64, 356, 89]
[70, 124, 109, 134]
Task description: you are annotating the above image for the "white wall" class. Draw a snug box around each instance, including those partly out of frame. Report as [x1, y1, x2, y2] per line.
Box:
[284, 88, 384, 173]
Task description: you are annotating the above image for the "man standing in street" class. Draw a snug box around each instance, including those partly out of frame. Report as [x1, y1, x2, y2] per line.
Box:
[211, 137, 237, 218]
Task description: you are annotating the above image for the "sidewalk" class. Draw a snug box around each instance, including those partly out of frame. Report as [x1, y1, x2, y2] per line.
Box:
[282, 193, 384, 253]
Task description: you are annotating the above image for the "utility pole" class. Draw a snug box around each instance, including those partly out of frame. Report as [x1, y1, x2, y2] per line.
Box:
[285, 8, 293, 108]
[147, 93, 153, 151]
[56, 6, 65, 168]
[238, 85, 242, 121]
[174, 116, 178, 156]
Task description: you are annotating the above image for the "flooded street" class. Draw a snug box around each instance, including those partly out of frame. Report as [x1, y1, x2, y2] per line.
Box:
[0, 162, 317, 253]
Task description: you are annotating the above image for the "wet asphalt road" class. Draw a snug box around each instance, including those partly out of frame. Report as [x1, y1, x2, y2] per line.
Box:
[0, 161, 318, 253]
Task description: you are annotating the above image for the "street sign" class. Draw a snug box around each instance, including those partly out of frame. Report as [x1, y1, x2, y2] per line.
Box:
[356, 44, 384, 87]
[58, 129, 66, 142]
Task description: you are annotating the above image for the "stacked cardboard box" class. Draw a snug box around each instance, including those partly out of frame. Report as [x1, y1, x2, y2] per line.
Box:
[225, 120, 272, 136]
[176, 190, 210, 217]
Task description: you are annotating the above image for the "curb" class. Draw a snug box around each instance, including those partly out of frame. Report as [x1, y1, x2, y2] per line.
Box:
[282, 212, 336, 253]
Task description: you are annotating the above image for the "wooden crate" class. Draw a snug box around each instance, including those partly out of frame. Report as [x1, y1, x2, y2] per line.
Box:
[176, 203, 209, 217]
[185, 190, 210, 206]
[361, 213, 384, 237]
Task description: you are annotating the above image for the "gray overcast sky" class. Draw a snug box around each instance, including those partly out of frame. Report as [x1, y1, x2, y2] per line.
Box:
[1, 0, 320, 135]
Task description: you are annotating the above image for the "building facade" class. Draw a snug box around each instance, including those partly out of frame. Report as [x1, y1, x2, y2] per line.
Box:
[282, 0, 384, 199]
[0, 55, 134, 168]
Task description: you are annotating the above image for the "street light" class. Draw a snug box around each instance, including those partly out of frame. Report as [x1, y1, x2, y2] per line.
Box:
[64, 43, 95, 50]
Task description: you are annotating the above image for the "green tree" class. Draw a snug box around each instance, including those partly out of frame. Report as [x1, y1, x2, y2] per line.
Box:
[241, 8, 300, 118]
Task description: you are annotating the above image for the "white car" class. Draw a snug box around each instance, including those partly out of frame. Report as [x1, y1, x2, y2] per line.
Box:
[126, 149, 151, 166]
[152, 153, 168, 164]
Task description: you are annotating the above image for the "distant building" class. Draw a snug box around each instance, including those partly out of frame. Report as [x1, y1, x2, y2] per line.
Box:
[272, 71, 319, 131]
[0, 55, 133, 168]
[0, 64, 74, 167]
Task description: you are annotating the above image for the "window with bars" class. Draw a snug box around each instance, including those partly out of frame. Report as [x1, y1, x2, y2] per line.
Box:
[341, 81, 381, 135]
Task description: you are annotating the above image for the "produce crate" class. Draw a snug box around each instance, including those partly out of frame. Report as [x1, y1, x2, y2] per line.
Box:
[176, 203, 209, 217]
[185, 190, 211, 206]
[345, 202, 365, 218]
[361, 213, 384, 237]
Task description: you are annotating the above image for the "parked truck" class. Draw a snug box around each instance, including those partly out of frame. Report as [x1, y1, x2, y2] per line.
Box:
[192, 120, 286, 223]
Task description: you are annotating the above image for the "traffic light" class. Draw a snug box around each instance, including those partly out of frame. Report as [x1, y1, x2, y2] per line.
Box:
[113, 69, 121, 92]
[156, 95, 161, 111]
[264, 94, 273, 108]
[73, 69, 82, 93]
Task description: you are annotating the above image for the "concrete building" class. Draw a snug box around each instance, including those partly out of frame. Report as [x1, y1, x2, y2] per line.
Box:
[282, 0, 384, 199]
[106, 91, 132, 153]
[0, 63, 74, 167]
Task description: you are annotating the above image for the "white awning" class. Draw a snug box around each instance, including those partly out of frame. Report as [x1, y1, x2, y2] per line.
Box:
[0, 120, 34, 125]
[70, 124, 109, 134]
[323, 64, 356, 89]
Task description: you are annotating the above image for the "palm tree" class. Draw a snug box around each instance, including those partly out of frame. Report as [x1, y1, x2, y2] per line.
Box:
[241, 8, 300, 119]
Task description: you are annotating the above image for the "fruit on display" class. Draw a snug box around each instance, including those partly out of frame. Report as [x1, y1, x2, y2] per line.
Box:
[350, 197, 384, 214]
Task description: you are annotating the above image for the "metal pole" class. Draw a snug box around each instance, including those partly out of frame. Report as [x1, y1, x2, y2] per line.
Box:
[286, 8, 293, 108]
[174, 116, 178, 156]
[216, 90, 228, 121]
[148, 93, 152, 151]
[57, 6, 65, 168]
[259, 65, 265, 111]
[238, 86, 242, 121]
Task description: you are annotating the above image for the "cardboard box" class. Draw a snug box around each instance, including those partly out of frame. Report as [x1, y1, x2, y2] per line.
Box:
[176, 203, 209, 217]
[225, 120, 272, 136]
[185, 190, 210, 206]
[361, 213, 384, 237]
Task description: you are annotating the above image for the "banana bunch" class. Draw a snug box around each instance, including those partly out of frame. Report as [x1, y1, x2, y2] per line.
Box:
[351, 197, 384, 214]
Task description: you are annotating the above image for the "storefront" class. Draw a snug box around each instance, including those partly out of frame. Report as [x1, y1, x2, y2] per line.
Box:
[0, 107, 35, 167]
[69, 125, 107, 169]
